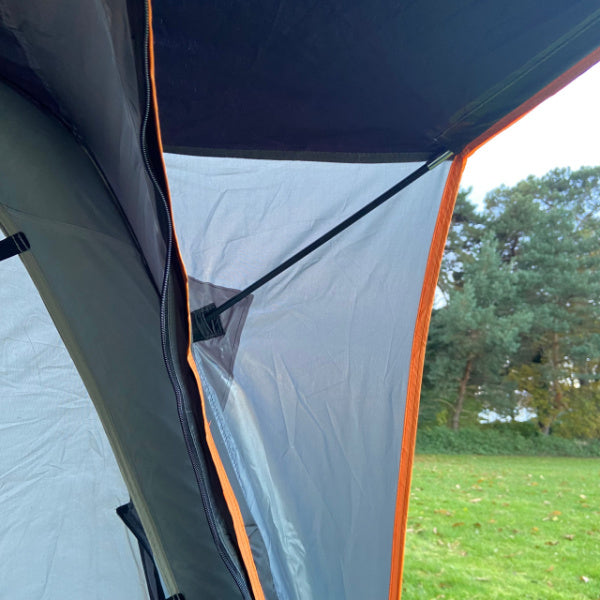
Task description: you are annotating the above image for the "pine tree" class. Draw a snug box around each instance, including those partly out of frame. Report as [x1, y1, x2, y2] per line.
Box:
[423, 230, 532, 430]
[422, 166, 600, 436]
[490, 167, 600, 434]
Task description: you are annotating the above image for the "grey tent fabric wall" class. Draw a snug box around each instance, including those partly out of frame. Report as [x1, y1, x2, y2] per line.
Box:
[166, 154, 451, 599]
[0, 254, 147, 599]
[0, 78, 247, 600]
[0, 0, 167, 287]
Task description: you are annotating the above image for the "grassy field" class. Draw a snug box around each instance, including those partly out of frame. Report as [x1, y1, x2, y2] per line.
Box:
[402, 455, 600, 599]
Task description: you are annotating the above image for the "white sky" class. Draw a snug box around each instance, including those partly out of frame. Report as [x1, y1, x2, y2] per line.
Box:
[461, 62, 600, 208]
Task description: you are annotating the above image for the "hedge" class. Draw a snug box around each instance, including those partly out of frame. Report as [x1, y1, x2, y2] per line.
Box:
[416, 426, 600, 457]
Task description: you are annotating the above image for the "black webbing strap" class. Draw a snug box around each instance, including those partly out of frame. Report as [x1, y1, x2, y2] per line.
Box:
[191, 150, 453, 341]
[117, 501, 185, 600]
[0, 232, 30, 262]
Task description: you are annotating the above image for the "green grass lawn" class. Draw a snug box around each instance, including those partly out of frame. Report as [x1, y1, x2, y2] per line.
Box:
[402, 455, 600, 599]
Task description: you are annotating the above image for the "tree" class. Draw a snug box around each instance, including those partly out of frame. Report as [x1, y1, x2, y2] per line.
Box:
[422, 166, 600, 436]
[423, 231, 532, 430]
[489, 167, 600, 434]
[436, 189, 488, 295]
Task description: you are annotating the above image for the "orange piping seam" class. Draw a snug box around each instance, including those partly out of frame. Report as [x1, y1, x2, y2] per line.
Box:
[146, 4, 266, 599]
[387, 154, 466, 600]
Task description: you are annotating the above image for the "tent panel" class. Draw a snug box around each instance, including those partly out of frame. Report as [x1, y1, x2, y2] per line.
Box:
[1, 3, 600, 600]
[166, 154, 450, 599]
[0, 257, 146, 599]
[0, 0, 167, 286]
[0, 80, 244, 600]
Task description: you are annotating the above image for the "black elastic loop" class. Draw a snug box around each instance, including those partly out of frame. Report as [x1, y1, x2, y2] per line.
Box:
[0, 232, 30, 262]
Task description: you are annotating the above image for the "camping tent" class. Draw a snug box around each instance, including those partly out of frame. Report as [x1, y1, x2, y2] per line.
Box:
[1, 2, 599, 599]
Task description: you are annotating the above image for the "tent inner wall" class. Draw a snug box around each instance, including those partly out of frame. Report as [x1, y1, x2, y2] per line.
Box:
[166, 154, 450, 599]
[0, 79, 246, 600]
[0, 248, 146, 598]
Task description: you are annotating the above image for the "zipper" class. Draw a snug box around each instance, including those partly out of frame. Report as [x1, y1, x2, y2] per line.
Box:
[140, 2, 252, 598]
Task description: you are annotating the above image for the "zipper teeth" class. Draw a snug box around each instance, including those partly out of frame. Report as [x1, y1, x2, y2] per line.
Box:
[140, 4, 251, 598]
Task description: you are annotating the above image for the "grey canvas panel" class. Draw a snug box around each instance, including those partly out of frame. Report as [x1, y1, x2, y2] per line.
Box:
[0, 254, 147, 599]
[0, 0, 166, 286]
[0, 80, 245, 600]
[166, 153, 450, 598]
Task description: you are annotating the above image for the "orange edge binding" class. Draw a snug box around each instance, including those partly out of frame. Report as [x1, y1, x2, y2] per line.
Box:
[388, 45, 600, 600]
[387, 154, 466, 600]
[146, 4, 266, 600]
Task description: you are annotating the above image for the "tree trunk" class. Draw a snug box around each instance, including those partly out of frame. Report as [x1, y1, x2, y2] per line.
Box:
[544, 332, 564, 435]
[452, 358, 473, 431]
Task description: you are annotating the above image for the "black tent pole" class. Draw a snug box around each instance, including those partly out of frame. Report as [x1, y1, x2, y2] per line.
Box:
[192, 149, 453, 341]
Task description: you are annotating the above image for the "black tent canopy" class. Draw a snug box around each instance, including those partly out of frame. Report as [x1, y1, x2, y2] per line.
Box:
[153, 1, 600, 160]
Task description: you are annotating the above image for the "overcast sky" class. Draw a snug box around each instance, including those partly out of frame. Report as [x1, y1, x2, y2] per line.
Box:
[461, 62, 600, 208]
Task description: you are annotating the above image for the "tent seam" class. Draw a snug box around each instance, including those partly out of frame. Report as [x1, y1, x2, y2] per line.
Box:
[387, 154, 466, 600]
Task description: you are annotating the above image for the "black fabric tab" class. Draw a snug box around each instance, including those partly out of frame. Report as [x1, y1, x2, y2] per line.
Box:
[191, 303, 225, 341]
[117, 501, 167, 600]
[0, 232, 30, 262]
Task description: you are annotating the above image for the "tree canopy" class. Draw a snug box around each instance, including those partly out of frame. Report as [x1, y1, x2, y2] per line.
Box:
[421, 166, 600, 437]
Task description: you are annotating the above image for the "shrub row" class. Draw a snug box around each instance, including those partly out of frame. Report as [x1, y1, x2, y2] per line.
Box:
[416, 425, 600, 457]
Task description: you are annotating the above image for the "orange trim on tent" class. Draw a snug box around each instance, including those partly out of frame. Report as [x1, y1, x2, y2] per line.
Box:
[146, 4, 266, 600]
[465, 45, 600, 158]
[387, 154, 466, 600]
[388, 46, 600, 600]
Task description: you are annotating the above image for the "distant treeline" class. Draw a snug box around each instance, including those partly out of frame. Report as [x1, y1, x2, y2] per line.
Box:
[420, 166, 600, 439]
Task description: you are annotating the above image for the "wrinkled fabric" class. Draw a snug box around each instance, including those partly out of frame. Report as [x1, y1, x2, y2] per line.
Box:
[0, 256, 147, 599]
[168, 154, 450, 599]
